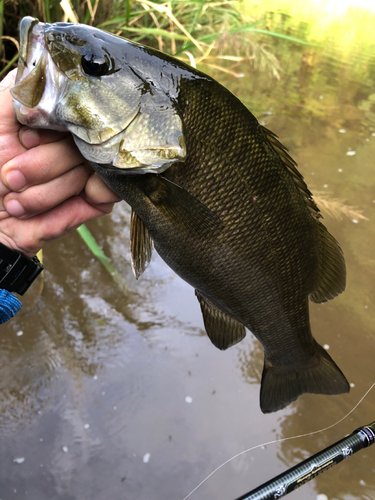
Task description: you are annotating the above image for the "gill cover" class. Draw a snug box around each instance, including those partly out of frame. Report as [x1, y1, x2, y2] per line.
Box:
[11, 17, 186, 173]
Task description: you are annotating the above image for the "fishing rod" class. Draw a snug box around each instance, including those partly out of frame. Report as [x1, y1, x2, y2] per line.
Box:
[234, 421, 375, 500]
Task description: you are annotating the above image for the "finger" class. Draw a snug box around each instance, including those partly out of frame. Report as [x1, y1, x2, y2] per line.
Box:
[3, 163, 91, 217]
[0, 70, 19, 136]
[1, 134, 85, 191]
[0, 68, 16, 90]
[82, 173, 122, 206]
[0, 181, 10, 201]
[0, 196, 115, 257]
[18, 126, 70, 150]
[0, 71, 27, 166]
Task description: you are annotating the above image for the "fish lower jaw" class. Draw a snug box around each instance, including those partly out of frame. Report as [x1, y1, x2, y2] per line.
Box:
[13, 103, 66, 131]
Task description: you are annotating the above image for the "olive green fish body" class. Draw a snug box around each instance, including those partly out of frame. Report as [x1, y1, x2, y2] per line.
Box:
[11, 18, 349, 412]
[93, 77, 348, 412]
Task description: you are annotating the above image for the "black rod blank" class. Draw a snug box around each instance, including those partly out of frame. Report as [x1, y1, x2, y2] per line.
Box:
[235, 421, 375, 500]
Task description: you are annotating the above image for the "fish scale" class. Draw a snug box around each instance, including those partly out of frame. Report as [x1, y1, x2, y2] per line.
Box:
[163, 81, 346, 386]
[11, 17, 349, 413]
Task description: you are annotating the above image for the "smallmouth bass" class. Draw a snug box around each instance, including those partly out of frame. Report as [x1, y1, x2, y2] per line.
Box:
[11, 17, 350, 413]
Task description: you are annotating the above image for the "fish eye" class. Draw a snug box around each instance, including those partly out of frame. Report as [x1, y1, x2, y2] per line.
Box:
[81, 54, 110, 77]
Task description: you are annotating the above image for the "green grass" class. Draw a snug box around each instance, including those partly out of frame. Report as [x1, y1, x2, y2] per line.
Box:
[76, 224, 131, 295]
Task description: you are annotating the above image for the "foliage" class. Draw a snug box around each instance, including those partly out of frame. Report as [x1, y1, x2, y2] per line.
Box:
[246, 0, 375, 86]
[76, 224, 130, 295]
[0, 0, 312, 79]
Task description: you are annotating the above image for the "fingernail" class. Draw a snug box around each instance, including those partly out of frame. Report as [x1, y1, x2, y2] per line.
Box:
[19, 128, 40, 149]
[6, 199, 25, 217]
[6, 170, 26, 190]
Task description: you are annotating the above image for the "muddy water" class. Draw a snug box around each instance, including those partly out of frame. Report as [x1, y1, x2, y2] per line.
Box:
[1, 13, 375, 500]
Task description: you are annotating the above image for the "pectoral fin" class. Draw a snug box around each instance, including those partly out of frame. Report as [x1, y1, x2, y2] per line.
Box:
[130, 209, 154, 279]
[196, 290, 246, 350]
[143, 175, 223, 236]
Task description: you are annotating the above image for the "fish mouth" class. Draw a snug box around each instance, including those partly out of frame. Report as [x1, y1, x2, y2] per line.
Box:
[11, 17, 68, 131]
[17, 17, 41, 76]
[11, 18, 186, 173]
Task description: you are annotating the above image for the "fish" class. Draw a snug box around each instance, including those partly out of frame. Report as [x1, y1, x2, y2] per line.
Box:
[11, 17, 350, 413]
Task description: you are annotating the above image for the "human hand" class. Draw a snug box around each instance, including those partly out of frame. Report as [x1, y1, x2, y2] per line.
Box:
[0, 69, 121, 258]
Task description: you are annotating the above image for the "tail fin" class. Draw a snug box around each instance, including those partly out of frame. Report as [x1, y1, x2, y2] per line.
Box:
[260, 343, 350, 413]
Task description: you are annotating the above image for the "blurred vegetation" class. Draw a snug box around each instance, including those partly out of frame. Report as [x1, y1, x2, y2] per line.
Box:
[0, 0, 316, 80]
[2, 0, 375, 93]
[215, 0, 375, 130]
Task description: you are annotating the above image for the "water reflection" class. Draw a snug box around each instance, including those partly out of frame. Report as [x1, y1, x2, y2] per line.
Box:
[1, 5, 375, 500]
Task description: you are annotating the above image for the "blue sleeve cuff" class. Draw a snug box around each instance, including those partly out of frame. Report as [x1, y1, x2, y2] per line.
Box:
[0, 289, 22, 324]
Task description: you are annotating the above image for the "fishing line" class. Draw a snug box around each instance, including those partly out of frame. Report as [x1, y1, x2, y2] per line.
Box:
[182, 382, 375, 500]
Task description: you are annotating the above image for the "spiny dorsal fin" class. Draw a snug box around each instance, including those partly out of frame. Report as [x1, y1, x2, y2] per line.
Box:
[195, 290, 246, 350]
[262, 126, 322, 220]
[130, 210, 154, 279]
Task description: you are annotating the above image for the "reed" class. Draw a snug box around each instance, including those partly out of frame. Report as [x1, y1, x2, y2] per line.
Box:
[0, 0, 309, 78]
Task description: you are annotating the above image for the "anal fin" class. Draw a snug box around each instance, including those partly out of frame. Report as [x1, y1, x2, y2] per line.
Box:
[195, 290, 246, 350]
[130, 210, 154, 279]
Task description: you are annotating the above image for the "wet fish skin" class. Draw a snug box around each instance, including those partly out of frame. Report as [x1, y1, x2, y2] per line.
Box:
[11, 18, 349, 413]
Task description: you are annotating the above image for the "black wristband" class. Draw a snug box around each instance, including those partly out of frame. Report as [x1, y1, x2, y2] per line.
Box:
[0, 242, 44, 295]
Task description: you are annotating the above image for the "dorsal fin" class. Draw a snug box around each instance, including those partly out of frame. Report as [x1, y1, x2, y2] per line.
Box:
[309, 222, 346, 303]
[130, 210, 154, 279]
[195, 290, 246, 350]
[262, 126, 322, 220]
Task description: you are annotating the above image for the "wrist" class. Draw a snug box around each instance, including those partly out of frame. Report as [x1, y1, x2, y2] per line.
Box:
[0, 242, 43, 295]
[0, 289, 22, 324]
